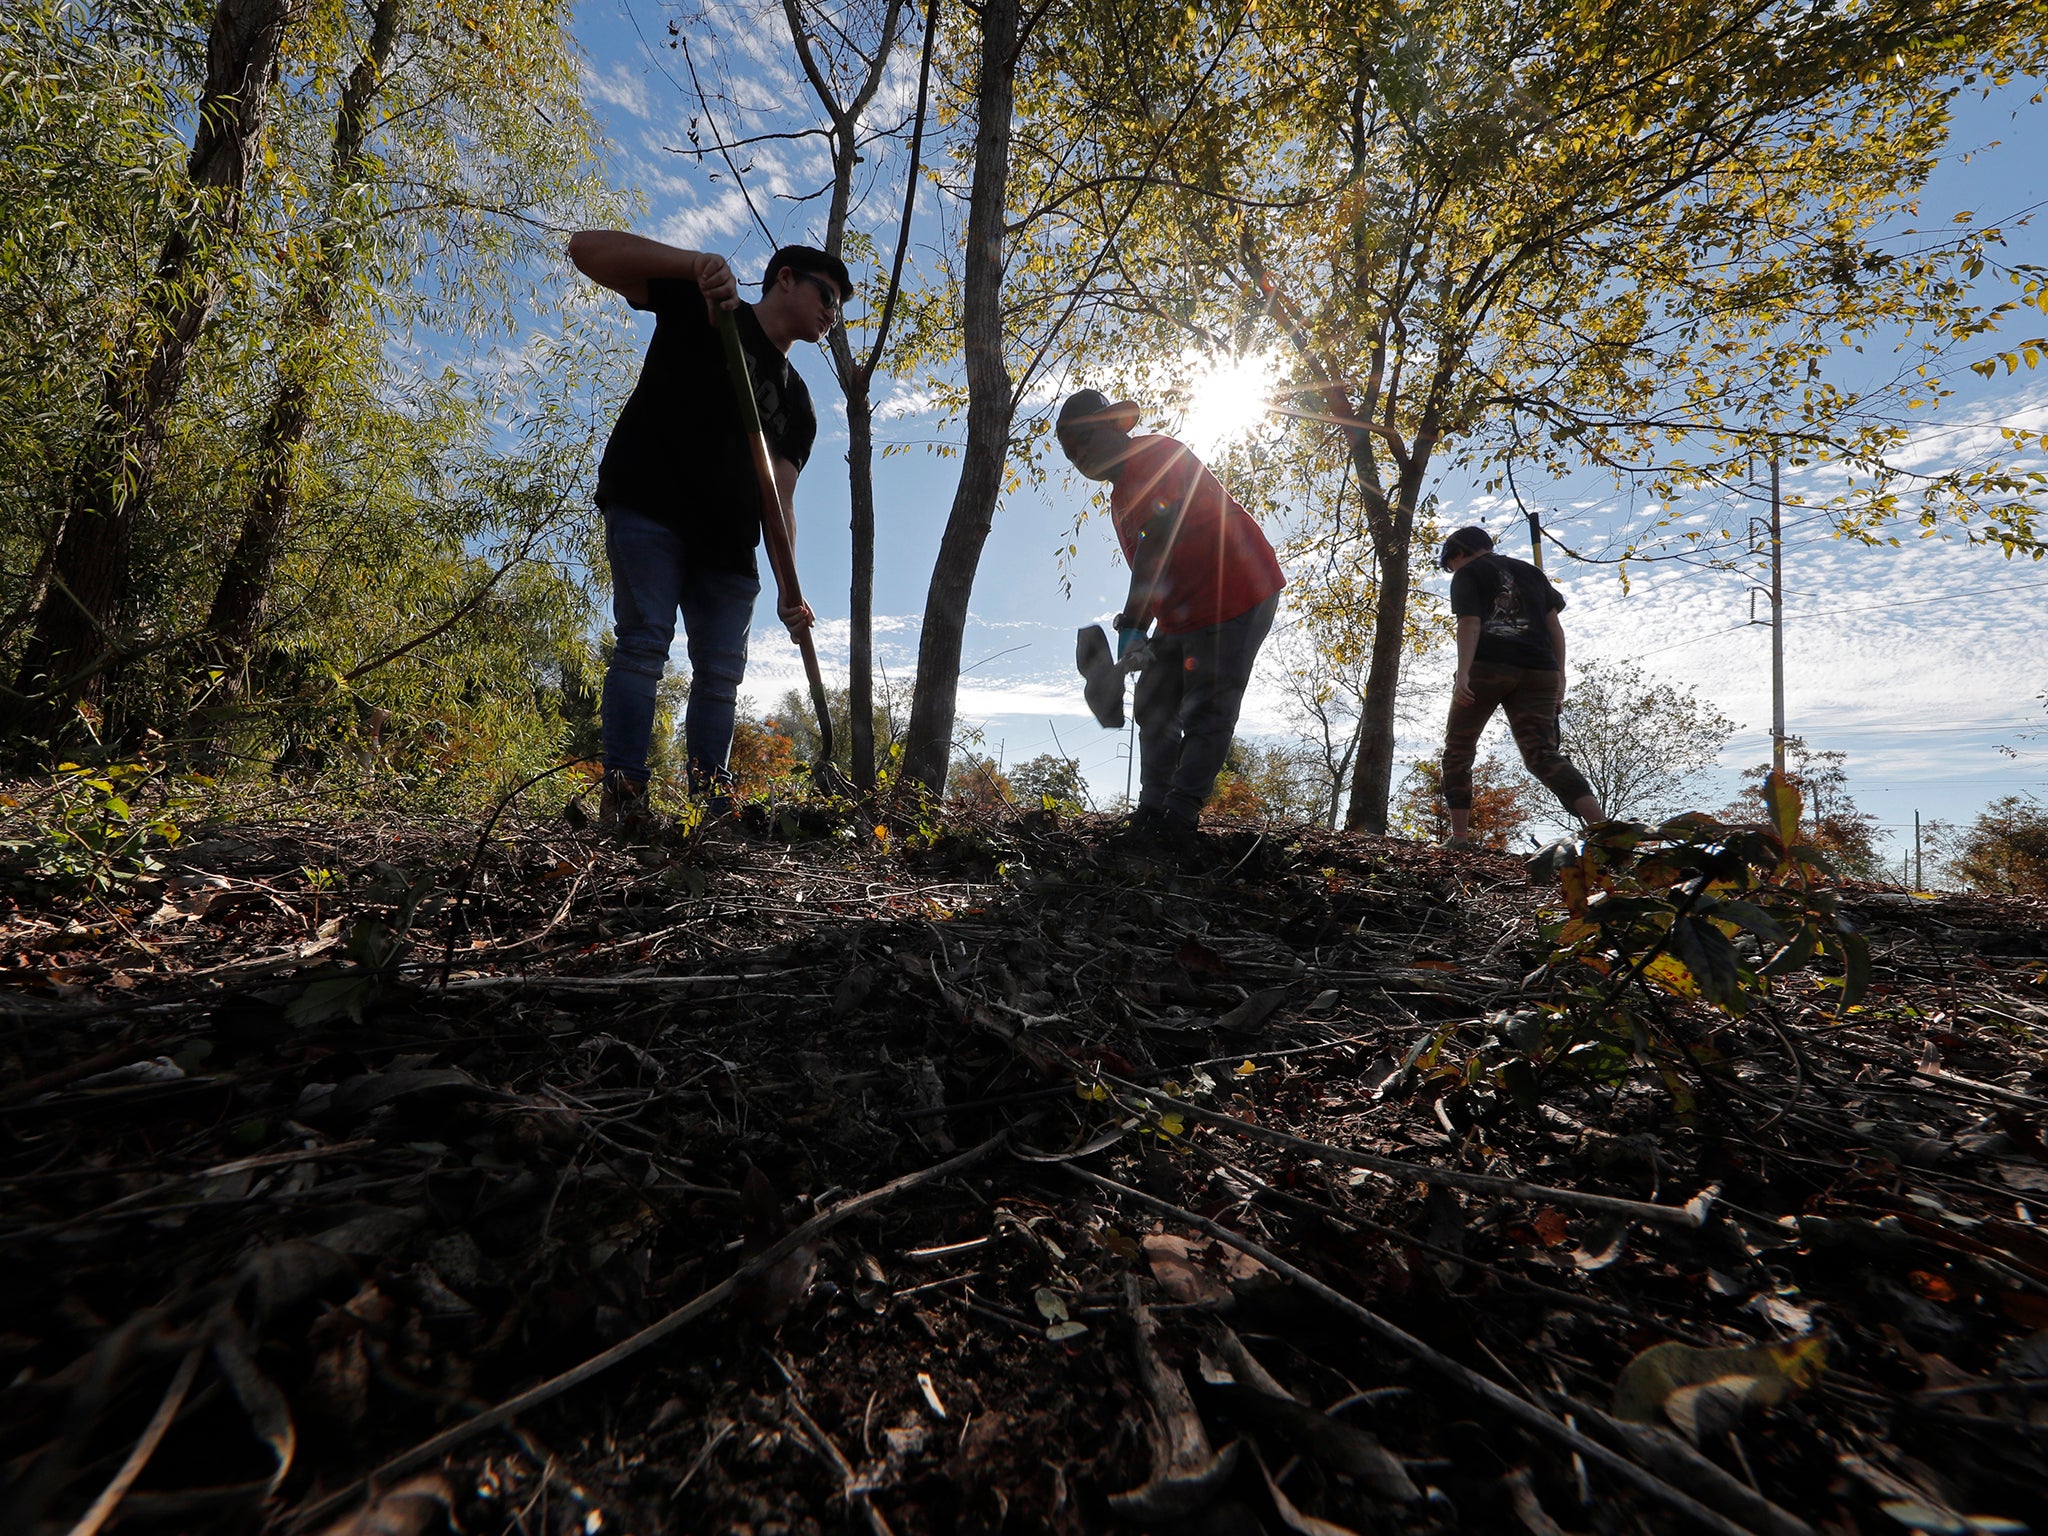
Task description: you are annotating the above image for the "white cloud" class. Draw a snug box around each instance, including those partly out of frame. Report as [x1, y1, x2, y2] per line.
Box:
[657, 192, 756, 250]
[584, 62, 653, 120]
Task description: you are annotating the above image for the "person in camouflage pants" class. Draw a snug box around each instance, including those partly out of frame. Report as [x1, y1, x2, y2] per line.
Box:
[1438, 526, 1604, 846]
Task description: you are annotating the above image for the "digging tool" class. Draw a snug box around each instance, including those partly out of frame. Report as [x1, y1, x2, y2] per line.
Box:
[714, 305, 853, 799]
[1075, 622, 1154, 730]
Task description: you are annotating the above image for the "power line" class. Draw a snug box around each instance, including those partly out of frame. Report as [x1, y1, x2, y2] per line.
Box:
[1784, 576, 2048, 618]
[1616, 577, 2048, 660]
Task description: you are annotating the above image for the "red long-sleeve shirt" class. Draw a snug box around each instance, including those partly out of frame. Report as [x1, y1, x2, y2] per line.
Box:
[1110, 434, 1284, 635]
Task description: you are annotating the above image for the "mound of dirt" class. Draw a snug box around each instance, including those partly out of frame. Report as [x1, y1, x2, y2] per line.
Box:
[4, 811, 2045, 1535]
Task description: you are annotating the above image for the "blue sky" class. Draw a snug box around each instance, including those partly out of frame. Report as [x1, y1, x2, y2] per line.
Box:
[569, 1, 2047, 861]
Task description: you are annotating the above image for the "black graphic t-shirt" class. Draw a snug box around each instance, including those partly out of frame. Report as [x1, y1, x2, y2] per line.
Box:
[594, 278, 816, 575]
[1449, 552, 1565, 669]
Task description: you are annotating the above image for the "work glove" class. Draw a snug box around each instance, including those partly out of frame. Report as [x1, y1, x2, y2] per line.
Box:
[1117, 626, 1148, 663]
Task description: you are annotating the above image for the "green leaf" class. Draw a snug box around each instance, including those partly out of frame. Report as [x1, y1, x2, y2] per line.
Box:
[1711, 900, 1789, 946]
[1760, 923, 1819, 977]
[284, 973, 381, 1027]
[1837, 930, 1872, 1011]
[1668, 915, 1745, 1011]
[1497, 1057, 1541, 1118]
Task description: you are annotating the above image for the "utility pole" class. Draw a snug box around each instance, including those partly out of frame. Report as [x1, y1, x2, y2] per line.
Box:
[1914, 809, 1922, 891]
[1526, 508, 1544, 573]
[1769, 452, 1785, 777]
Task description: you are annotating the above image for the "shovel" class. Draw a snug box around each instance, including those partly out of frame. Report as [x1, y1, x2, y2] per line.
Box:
[714, 305, 853, 799]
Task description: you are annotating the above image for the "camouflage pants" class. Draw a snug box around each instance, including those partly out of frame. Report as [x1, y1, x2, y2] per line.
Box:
[1441, 661, 1595, 812]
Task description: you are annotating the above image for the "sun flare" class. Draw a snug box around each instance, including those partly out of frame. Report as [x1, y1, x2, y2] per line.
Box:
[1176, 346, 1285, 460]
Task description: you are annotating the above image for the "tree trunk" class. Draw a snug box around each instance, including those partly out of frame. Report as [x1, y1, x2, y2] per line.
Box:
[781, 0, 914, 794]
[845, 374, 878, 788]
[203, 0, 403, 670]
[1344, 529, 1409, 833]
[900, 0, 1017, 797]
[12, 0, 291, 738]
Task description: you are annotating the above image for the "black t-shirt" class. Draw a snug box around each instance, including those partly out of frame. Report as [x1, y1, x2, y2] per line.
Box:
[594, 278, 817, 574]
[1449, 552, 1564, 669]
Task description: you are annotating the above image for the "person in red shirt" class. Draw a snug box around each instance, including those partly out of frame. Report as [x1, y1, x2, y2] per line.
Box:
[1057, 389, 1286, 834]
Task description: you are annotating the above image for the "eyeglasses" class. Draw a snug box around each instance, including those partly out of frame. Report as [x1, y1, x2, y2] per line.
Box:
[799, 272, 843, 318]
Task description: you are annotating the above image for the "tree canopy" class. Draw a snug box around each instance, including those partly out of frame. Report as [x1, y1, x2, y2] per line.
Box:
[1558, 661, 1736, 822]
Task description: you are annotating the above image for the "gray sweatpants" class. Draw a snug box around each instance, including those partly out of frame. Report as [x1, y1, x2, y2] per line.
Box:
[1132, 593, 1278, 825]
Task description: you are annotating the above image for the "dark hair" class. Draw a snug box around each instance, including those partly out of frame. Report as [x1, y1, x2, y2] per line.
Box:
[762, 245, 853, 302]
[1438, 525, 1494, 570]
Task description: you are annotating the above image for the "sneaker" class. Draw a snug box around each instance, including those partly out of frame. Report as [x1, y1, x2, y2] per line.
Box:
[1076, 624, 1125, 729]
[598, 771, 666, 841]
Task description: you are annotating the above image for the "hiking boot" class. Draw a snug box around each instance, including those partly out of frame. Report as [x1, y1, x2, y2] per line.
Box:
[1109, 805, 1165, 844]
[1076, 624, 1125, 729]
[1111, 805, 1205, 860]
[598, 771, 667, 842]
[1149, 809, 1206, 860]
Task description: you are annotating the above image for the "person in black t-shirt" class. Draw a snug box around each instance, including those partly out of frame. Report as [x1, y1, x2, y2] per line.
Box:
[1438, 525, 1604, 846]
[567, 231, 850, 829]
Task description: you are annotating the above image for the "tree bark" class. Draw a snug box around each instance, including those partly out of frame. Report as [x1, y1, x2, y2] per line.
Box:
[12, 0, 291, 738]
[782, 0, 917, 795]
[202, 0, 402, 671]
[1345, 523, 1409, 833]
[900, 0, 1017, 798]
[844, 373, 878, 786]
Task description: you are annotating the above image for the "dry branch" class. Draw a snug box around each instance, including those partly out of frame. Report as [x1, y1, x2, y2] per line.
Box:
[1065, 1164, 1773, 1536]
[284, 1125, 1022, 1533]
[1101, 1072, 1716, 1228]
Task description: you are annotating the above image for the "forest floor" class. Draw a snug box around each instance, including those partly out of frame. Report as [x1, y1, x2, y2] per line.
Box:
[3, 806, 2047, 1536]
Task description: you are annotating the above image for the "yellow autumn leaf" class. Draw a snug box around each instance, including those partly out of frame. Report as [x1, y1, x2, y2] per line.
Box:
[1641, 953, 1699, 998]
[1234, 1059, 1258, 1076]
[1613, 1335, 1827, 1437]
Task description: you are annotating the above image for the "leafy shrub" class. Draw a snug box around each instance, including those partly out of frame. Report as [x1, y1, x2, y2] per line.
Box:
[1496, 772, 1872, 1111]
[0, 755, 202, 900]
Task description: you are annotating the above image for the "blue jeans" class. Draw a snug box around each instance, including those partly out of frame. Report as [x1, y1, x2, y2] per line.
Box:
[600, 505, 759, 793]
[1132, 593, 1278, 825]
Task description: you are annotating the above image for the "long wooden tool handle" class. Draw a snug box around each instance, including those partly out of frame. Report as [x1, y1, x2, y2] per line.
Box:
[714, 306, 834, 764]
[715, 306, 802, 608]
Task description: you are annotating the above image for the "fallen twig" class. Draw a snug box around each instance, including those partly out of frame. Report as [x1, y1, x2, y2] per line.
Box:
[64, 1344, 203, 1536]
[771, 1356, 894, 1536]
[1100, 1073, 1716, 1228]
[285, 1124, 1023, 1533]
[1065, 1164, 1764, 1536]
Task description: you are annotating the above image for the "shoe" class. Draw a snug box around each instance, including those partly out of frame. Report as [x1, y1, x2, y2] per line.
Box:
[1111, 805, 1203, 856]
[598, 771, 667, 842]
[1076, 624, 1125, 729]
[1108, 805, 1171, 847]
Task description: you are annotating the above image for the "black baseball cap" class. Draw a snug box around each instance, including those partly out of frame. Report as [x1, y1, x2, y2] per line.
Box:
[762, 245, 854, 302]
[1439, 526, 1494, 570]
[1058, 389, 1140, 436]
